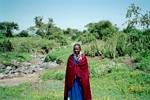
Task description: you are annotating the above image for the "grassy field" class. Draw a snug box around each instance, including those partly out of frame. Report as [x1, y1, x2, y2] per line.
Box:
[0, 46, 150, 100]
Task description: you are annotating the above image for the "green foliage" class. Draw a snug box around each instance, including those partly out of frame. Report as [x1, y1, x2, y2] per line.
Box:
[126, 3, 150, 29]
[91, 69, 150, 99]
[0, 52, 32, 63]
[0, 39, 14, 52]
[0, 22, 19, 37]
[44, 52, 63, 64]
[0, 56, 150, 100]
[99, 32, 128, 58]
[45, 53, 57, 62]
[0, 32, 5, 38]
[45, 46, 72, 63]
[6, 36, 58, 53]
[124, 28, 150, 58]
[41, 69, 65, 81]
[34, 16, 68, 45]
[84, 43, 101, 57]
[17, 30, 29, 37]
[89, 58, 128, 78]
[0, 83, 31, 100]
[78, 33, 96, 44]
[85, 20, 118, 39]
[137, 55, 150, 71]
[48, 32, 68, 46]
[63, 28, 81, 40]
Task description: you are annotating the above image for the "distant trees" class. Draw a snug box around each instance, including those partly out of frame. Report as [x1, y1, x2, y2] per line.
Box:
[63, 28, 81, 40]
[125, 3, 150, 29]
[34, 16, 63, 38]
[17, 30, 29, 37]
[0, 22, 19, 37]
[34, 16, 46, 37]
[33, 16, 68, 45]
[85, 20, 118, 39]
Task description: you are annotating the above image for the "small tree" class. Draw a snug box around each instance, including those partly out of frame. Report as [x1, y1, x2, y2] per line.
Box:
[125, 3, 150, 29]
[17, 30, 29, 37]
[85, 20, 118, 40]
[0, 22, 19, 37]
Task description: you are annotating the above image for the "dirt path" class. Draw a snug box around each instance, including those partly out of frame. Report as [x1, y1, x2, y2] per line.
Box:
[0, 72, 40, 87]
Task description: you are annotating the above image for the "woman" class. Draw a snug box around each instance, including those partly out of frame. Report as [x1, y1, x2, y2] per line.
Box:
[64, 43, 92, 100]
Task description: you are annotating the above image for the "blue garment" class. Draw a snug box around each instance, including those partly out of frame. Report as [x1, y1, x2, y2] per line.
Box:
[67, 54, 83, 100]
[72, 54, 79, 64]
[68, 77, 83, 100]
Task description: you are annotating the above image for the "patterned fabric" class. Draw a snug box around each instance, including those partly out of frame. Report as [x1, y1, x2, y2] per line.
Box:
[67, 54, 83, 100]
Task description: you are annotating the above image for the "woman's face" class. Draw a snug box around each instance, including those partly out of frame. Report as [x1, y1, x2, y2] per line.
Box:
[74, 45, 80, 56]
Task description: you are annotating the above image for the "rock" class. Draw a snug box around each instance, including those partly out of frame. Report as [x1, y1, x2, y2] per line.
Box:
[0, 73, 5, 79]
[6, 66, 12, 70]
[0, 54, 60, 79]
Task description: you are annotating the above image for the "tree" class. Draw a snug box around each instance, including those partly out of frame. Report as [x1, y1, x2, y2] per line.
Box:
[34, 16, 46, 37]
[125, 3, 150, 29]
[34, 16, 59, 38]
[85, 20, 118, 39]
[63, 28, 81, 40]
[0, 22, 19, 37]
[17, 30, 29, 37]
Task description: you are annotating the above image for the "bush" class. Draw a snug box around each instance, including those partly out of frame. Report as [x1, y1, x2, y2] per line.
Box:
[44, 53, 63, 64]
[102, 32, 128, 58]
[137, 55, 150, 71]
[17, 30, 29, 37]
[84, 43, 102, 57]
[0, 39, 14, 52]
[78, 33, 96, 44]
[0, 52, 32, 63]
[48, 32, 68, 46]
[88, 58, 128, 78]
[0, 33, 5, 38]
[7, 37, 58, 53]
[124, 28, 150, 57]
[44, 53, 57, 62]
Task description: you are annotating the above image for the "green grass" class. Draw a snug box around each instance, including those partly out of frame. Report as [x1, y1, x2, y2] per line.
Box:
[0, 45, 150, 100]
[45, 45, 73, 63]
[0, 80, 64, 100]
[0, 83, 31, 100]
[0, 36, 59, 53]
[1, 63, 150, 100]
[91, 69, 150, 100]
[0, 51, 32, 63]
[40, 68, 65, 81]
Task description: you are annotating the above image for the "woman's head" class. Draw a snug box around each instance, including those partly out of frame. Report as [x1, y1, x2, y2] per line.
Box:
[73, 43, 81, 56]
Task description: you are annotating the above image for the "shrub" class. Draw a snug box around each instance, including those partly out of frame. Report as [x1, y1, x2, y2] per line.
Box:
[44, 53, 63, 64]
[0, 39, 14, 52]
[48, 32, 68, 46]
[44, 53, 57, 62]
[0, 33, 5, 38]
[84, 43, 101, 57]
[8, 37, 58, 53]
[78, 33, 96, 44]
[0, 52, 32, 63]
[102, 32, 128, 58]
[88, 58, 127, 78]
[136, 55, 150, 71]
[17, 30, 29, 37]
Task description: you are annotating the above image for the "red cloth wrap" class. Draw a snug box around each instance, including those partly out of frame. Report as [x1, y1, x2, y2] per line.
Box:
[64, 54, 92, 100]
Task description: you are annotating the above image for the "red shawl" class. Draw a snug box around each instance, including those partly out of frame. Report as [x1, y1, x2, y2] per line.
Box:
[64, 54, 92, 100]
